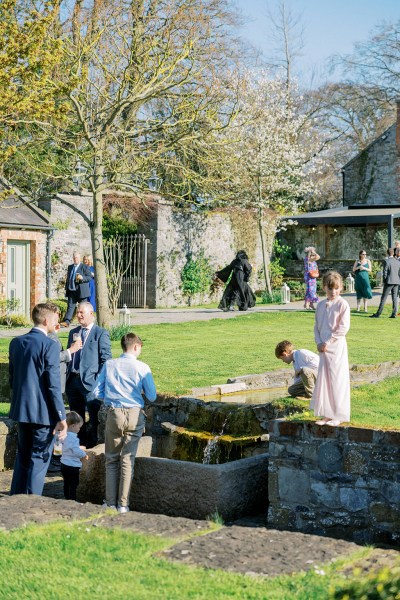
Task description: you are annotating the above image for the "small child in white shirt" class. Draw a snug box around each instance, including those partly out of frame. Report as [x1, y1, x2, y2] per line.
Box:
[60, 411, 88, 501]
[275, 340, 320, 398]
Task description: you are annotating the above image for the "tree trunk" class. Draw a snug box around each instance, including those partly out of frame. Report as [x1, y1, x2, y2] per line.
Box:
[91, 156, 112, 328]
[258, 207, 272, 295]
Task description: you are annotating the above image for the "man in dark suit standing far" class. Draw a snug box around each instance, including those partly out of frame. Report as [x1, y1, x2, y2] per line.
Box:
[370, 248, 400, 318]
[66, 302, 111, 447]
[61, 251, 92, 327]
[9, 303, 68, 495]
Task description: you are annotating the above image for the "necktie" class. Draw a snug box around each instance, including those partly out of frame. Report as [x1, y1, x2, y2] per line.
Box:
[69, 266, 77, 291]
[73, 328, 88, 372]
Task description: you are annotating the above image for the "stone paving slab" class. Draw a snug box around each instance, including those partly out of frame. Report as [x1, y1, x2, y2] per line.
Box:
[0, 471, 398, 578]
[161, 522, 366, 577]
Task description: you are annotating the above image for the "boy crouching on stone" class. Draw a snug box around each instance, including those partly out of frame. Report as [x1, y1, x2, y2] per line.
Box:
[275, 340, 319, 399]
[92, 333, 157, 514]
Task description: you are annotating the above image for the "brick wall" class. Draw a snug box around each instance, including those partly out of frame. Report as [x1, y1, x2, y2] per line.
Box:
[268, 419, 400, 545]
[0, 229, 47, 312]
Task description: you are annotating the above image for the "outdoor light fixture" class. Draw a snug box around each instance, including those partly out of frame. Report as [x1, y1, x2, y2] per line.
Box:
[119, 303, 131, 325]
[375, 270, 383, 288]
[345, 273, 355, 293]
[280, 282, 291, 304]
[0, 239, 4, 253]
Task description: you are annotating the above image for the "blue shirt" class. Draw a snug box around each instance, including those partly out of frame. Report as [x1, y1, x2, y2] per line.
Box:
[92, 353, 157, 408]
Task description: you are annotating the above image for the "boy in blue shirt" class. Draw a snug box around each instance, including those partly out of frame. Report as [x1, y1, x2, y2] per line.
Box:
[93, 333, 157, 513]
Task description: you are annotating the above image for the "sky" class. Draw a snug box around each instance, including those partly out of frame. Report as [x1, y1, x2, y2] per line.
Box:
[235, 0, 400, 85]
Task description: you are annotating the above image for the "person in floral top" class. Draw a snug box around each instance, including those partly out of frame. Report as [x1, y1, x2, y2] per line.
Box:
[303, 246, 320, 310]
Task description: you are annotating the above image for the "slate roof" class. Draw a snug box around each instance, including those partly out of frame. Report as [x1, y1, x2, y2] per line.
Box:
[283, 205, 400, 225]
[0, 177, 51, 229]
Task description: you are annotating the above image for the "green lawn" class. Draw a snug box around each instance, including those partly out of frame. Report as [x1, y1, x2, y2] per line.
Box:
[0, 520, 376, 600]
[0, 308, 399, 427]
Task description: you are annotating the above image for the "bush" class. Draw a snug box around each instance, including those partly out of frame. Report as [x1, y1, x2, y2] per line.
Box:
[285, 279, 306, 298]
[108, 324, 133, 341]
[47, 298, 68, 321]
[331, 564, 400, 599]
[181, 251, 213, 305]
[260, 290, 282, 304]
[0, 313, 30, 327]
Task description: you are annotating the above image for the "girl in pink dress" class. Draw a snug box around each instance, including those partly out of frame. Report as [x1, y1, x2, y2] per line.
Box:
[310, 271, 350, 426]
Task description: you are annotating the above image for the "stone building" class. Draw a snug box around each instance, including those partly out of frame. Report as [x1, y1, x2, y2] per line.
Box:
[279, 100, 400, 277]
[0, 177, 52, 318]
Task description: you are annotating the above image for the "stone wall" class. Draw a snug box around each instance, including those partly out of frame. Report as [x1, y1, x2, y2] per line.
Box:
[139, 201, 266, 308]
[38, 193, 92, 298]
[343, 123, 399, 206]
[268, 420, 400, 545]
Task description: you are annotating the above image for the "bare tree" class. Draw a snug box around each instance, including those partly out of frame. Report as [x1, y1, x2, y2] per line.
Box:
[5, 0, 242, 326]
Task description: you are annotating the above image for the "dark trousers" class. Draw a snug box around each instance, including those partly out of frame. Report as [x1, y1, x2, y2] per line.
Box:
[10, 423, 54, 496]
[66, 374, 100, 448]
[61, 464, 80, 500]
[64, 291, 89, 323]
[376, 284, 399, 316]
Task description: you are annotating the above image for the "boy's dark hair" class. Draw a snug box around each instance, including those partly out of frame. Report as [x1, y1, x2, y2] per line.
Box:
[121, 332, 143, 352]
[66, 411, 83, 427]
[275, 340, 294, 358]
[31, 302, 59, 325]
[322, 271, 343, 290]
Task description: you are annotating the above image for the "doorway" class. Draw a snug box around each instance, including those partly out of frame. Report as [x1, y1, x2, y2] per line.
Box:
[7, 241, 30, 317]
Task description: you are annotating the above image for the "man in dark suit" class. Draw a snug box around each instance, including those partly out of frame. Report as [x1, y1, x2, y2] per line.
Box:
[61, 251, 92, 327]
[47, 327, 82, 472]
[9, 303, 68, 495]
[65, 302, 112, 447]
[370, 248, 400, 318]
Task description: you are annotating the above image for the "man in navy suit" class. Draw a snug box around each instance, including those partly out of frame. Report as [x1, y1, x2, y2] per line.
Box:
[61, 251, 92, 327]
[66, 302, 112, 447]
[9, 303, 67, 495]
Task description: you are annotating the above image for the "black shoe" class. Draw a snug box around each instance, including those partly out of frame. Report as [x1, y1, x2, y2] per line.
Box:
[369, 314, 379, 318]
[389, 315, 396, 318]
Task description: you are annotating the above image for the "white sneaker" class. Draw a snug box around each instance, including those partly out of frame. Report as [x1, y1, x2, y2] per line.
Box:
[102, 501, 117, 510]
[326, 420, 341, 426]
[117, 506, 130, 514]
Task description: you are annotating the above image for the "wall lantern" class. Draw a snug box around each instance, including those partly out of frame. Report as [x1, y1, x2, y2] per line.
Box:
[119, 303, 131, 325]
[0, 239, 3, 253]
[281, 282, 291, 304]
[375, 270, 383, 288]
[345, 272, 355, 293]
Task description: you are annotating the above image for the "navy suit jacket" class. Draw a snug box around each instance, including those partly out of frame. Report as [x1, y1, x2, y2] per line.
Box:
[9, 329, 66, 426]
[67, 324, 112, 392]
[65, 263, 92, 300]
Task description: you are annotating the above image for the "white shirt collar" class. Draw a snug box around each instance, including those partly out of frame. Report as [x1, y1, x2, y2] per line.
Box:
[33, 326, 48, 336]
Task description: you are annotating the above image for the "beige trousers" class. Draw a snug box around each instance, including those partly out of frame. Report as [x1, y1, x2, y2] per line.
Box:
[288, 367, 318, 398]
[105, 406, 145, 508]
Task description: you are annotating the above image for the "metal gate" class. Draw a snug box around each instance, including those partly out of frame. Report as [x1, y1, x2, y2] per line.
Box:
[105, 234, 149, 308]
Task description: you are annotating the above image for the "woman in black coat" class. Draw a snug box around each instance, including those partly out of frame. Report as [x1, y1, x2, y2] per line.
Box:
[216, 250, 256, 311]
